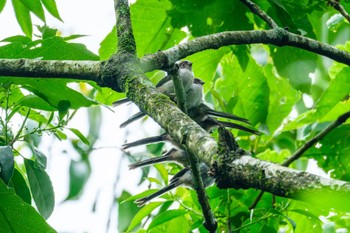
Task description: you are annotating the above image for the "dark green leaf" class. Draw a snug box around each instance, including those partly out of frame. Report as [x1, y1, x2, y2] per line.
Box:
[169, 0, 252, 36]
[0, 146, 14, 184]
[0, 179, 56, 232]
[65, 159, 91, 200]
[24, 159, 54, 219]
[9, 168, 31, 204]
[148, 209, 187, 229]
[271, 46, 317, 93]
[41, 0, 62, 21]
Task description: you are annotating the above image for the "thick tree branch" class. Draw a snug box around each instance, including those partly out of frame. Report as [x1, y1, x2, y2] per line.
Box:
[0, 59, 100, 82]
[141, 28, 350, 71]
[250, 111, 350, 209]
[216, 155, 350, 211]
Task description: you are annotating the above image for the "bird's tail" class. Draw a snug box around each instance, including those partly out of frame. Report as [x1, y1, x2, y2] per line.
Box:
[129, 155, 171, 169]
[120, 112, 146, 128]
[112, 98, 130, 107]
[122, 135, 166, 150]
[207, 109, 250, 124]
[134, 183, 178, 207]
[218, 120, 261, 135]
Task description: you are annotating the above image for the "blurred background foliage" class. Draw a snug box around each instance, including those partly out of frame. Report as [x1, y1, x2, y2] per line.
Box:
[0, 0, 349, 232]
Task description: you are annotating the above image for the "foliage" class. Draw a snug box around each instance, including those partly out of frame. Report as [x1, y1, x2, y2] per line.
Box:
[0, 0, 350, 232]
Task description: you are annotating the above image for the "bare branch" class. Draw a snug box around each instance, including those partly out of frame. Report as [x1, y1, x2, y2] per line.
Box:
[141, 28, 350, 71]
[240, 0, 278, 28]
[0, 59, 100, 82]
[282, 110, 350, 166]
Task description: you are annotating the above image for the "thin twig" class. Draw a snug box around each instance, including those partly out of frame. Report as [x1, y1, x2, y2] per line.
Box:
[240, 0, 278, 28]
[328, 0, 350, 24]
[10, 108, 31, 147]
[249, 110, 350, 209]
[171, 66, 217, 231]
[282, 110, 350, 166]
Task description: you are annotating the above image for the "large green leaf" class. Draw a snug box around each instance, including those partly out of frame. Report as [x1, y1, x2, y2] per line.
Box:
[131, 0, 186, 56]
[0, 146, 14, 184]
[283, 67, 350, 130]
[0, 179, 56, 232]
[168, 0, 252, 36]
[271, 46, 317, 93]
[217, 53, 269, 125]
[24, 159, 54, 219]
[9, 168, 31, 204]
[304, 125, 350, 181]
[264, 64, 299, 133]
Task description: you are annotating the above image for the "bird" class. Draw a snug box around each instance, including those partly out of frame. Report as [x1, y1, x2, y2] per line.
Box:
[128, 148, 188, 169]
[113, 60, 194, 107]
[119, 77, 205, 128]
[134, 163, 214, 206]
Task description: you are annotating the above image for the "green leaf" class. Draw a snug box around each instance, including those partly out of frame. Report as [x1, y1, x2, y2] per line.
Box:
[117, 191, 140, 232]
[41, 0, 62, 21]
[99, 27, 118, 60]
[123, 189, 161, 203]
[68, 128, 90, 145]
[131, 0, 186, 56]
[0, 0, 6, 13]
[271, 46, 317, 93]
[0, 146, 14, 184]
[148, 209, 187, 229]
[218, 53, 269, 125]
[12, 0, 32, 38]
[65, 159, 91, 200]
[168, 0, 252, 37]
[24, 159, 54, 219]
[32, 147, 47, 170]
[9, 168, 31, 204]
[264, 64, 300, 133]
[127, 202, 162, 232]
[19, 95, 57, 111]
[0, 179, 56, 232]
[20, 0, 45, 22]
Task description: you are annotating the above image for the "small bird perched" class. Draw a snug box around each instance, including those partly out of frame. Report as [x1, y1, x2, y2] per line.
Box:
[128, 148, 188, 169]
[134, 163, 214, 206]
[113, 60, 194, 106]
